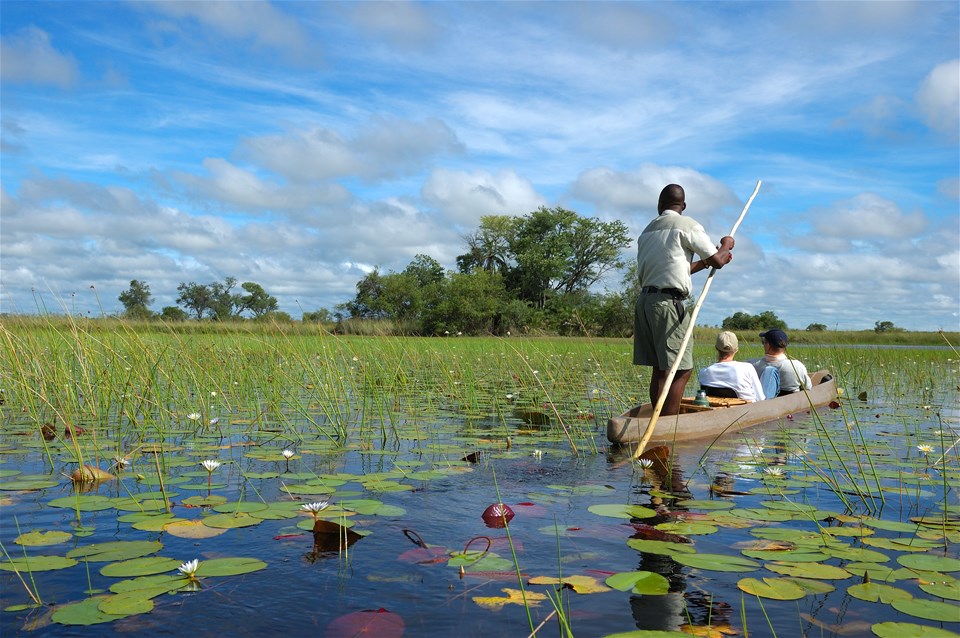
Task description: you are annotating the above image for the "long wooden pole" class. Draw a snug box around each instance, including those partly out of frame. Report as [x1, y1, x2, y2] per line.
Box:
[632, 180, 762, 459]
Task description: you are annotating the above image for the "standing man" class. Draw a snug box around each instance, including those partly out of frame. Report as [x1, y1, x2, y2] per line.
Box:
[635, 184, 735, 415]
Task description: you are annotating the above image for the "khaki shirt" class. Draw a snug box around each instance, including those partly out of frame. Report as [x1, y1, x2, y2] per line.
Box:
[637, 210, 717, 297]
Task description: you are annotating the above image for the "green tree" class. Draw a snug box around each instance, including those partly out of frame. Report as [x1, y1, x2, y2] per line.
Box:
[722, 310, 787, 331]
[874, 320, 903, 333]
[457, 215, 512, 274]
[421, 270, 508, 335]
[236, 282, 278, 318]
[176, 282, 213, 319]
[159, 306, 188, 321]
[806, 323, 827, 332]
[118, 280, 154, 319]
[207, 277, 239, 321]
[303, 308, 331, 322]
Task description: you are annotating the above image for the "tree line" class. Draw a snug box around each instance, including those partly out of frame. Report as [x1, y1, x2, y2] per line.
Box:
[114, 205, 900, 335]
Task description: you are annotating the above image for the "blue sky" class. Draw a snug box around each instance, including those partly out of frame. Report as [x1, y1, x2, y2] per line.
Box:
[1, 0, 957, 331]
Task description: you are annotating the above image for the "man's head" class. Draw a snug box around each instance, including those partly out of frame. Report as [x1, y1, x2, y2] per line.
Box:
[658, 184, 686, 214]
[759, 329, 789, 351]
[715, 331, 739, 355]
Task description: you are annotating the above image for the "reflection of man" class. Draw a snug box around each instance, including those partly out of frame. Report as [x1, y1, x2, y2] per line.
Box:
[634, 184, 734, 415]
[698, 331, 765, 402]
[751, 329, 812, 398]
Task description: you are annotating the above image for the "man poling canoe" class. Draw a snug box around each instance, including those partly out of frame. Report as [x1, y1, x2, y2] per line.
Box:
[631, 180, 762, 459]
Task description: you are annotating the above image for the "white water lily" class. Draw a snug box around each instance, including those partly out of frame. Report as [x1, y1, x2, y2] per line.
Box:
[201, 460, 221, 473]
[186, 412, 201, 421]
[916, 444, 933, 454]
[763, 466, 785, 476]
[113, 456, 130, 469]
[301, 501, 330, 519]
[208, 417, 219, 426]
[282, 449, 295, 460]
[531, 449, 543, 460]
[637, 458, 654, 469]
[178, 558, 200, 579]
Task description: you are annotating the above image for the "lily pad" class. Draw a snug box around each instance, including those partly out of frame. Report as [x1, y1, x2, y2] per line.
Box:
[98, 588, 166, 615]
[891, 597, 960, 622]
[47, 495, 115, 511]
[897, 554, 960, 572]
[871, 622, 960, 637]
[195, 557, 267, 577]
[655, 522, 718, 535]
[201, 512, 262, 529]
[587, 504, 657, 520]
[100, 556, 182, 578]
[528, 574, 611, 594]
[671, 553, 760, 572]
[605, 571, 670, 594]
[473, 587, 547, 610]
[738, 577, 808, 600]
[0, 555, 78, 572]
[847, 582, 913, 603]
[15, 530, 72, 546]
[918, 580, 960, 601]
[326, 608, 405, 638]
[109, 574, 187, 594]
[51, 596, 125, 625]
[67, 541, 162, 562]
[626, 539, 696, 557]
[765, 561, 852, 580]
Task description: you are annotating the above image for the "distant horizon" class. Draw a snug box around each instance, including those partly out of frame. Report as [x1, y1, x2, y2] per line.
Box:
[2, 1, 958, 332]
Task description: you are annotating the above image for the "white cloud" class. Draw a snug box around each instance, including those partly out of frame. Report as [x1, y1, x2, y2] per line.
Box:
[422, 168, 545, 224]
[809, 193, 926, 239]
[0, 27, 78, 87]
[916, 59, 960, 139]
[938, 176, 960, 200]
[346, 0, 439, 50]
[238, 118, 463, 183]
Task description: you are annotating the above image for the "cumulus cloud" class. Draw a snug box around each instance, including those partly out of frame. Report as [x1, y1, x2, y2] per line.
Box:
[138, 0, 311, 63]
[938, 176, 960, 200]
[422, 168, 545, 224]
[239, 118, 463, 183]
[916, 59, 960, 139]
[345, 0, 439, 50]
[0, 27, 79, 88]
[570, 164, 738, 219]
[809, 193, 926, 240]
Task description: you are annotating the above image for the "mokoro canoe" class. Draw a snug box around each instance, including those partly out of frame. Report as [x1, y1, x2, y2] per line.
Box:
[607, 370, 837, 445]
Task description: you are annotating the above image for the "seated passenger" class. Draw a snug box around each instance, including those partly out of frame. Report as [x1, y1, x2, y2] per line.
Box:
[751, 329, 812, 398]
[698, 331, 765, 402]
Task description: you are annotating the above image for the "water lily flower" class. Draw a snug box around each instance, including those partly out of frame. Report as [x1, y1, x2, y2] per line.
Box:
[764, 466, 784, 476]
[178, 559, 200, 579]
[186, 412, 201, 421]
[113, 455, 130, 469]
[302, 501, 330, 520]
[531, 450, 543, 460]
[637, 458, 654, 469]
[282, 449, 295, 459]
[201, 460, 221, 473]
[917, 444, 933, 454]
[208, 417, 219, 426]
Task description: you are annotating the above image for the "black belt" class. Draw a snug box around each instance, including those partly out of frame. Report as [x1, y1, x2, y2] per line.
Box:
[642, 287, 687, 323]
[641, 286, 686, 298]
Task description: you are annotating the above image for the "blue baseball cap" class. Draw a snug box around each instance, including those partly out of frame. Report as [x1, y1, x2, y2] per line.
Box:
[759, 329, 789, 348]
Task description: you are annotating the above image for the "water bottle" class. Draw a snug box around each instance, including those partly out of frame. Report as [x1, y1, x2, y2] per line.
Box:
[694, 390, 710, 407]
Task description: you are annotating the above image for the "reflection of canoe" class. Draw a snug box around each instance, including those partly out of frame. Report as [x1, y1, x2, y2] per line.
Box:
[607, 370, 837, 445]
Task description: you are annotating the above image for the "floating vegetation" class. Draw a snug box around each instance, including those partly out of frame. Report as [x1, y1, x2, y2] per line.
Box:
[0, 321, 957, 636]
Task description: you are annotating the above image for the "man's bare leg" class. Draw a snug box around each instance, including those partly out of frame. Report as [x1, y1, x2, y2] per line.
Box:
[650, 368, 692, 416]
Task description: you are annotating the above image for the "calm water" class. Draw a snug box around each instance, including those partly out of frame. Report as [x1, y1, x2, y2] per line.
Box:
[1, 364, 957, 638]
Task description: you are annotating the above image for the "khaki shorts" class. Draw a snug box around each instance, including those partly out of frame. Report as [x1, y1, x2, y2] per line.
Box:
[633, 293, 693, 370]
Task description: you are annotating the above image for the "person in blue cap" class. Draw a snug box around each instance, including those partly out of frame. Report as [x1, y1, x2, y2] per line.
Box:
[751, 329, 812, 399]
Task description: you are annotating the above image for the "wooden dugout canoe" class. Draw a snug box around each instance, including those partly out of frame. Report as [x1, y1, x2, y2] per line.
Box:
[607, 370, 837, 445]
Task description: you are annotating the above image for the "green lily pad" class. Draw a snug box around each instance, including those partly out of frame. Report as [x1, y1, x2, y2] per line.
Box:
[780, 577, 835, 594]
[626, 539, 697, 557]
[847, 582, 913, 603]
[605, 571, 670, 594]
[47, 495, 115, 511]
[738, 577, 808, 600]
[100, 556, 182, 578]
[15, 530, 72, 546]
[212, 501, 268, 514]
[52, 596, 125, 625]
[823, 546, 889, 563]
[891, 597, 960, 622]
[674, 499, 735, 511]
[0, 555, 78, 572]
[671, 553, 760, 572]
[98, 588, 167, 615]
[655, 522, 718, 535]
[0, 478, 60, 491]
[918, 580, 960, 601]
[871, 622, 960, 638]
[109, 574, 187, 594]
[897, 554, 960, 572]
[864, 537, 941, 552]
[181, 494, 228, 507]
[741, 550, 830, 563]
[587, 504, 657, 520]
[195, 557, 267, 577]
[765, 561, 852, 580]
[67, 541, 162, 562]
[281, 483, 337, 495]
[730, 508, 798, 522]
[861, 519, 921, 533]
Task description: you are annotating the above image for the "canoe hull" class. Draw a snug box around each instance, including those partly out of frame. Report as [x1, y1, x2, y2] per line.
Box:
[607, 370, 837, 445]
